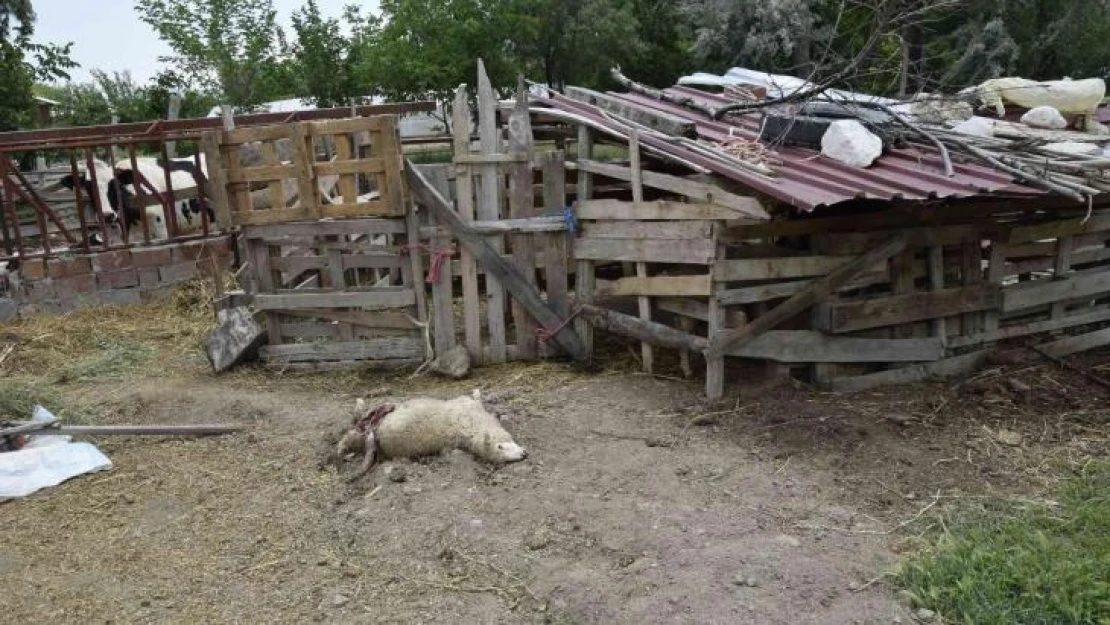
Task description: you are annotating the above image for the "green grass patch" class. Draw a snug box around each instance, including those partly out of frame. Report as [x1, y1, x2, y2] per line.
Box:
[895, 462, 1110, 624]
[54, 339, 156, 384]
[0, 378, 63, 420]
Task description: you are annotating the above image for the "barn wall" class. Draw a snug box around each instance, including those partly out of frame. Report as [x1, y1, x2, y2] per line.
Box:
[0, 236, 234, 320]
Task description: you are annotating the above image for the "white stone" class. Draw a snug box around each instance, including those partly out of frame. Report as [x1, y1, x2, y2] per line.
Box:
[820, 120, 883, 168]
[1021, 106, 1068, 130]
[952, 117, 994, 137]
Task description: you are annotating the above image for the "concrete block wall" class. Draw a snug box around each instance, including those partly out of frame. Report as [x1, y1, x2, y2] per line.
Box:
[0, 236, 235, 320]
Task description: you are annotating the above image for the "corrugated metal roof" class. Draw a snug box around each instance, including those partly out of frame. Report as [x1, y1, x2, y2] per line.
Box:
[537, 82, 1048, 212]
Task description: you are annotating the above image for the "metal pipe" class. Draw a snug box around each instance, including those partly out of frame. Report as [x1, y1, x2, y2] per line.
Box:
[69, 151, 91, 252]
[127, 144, 152, 244]
[85, 147, 114, 247]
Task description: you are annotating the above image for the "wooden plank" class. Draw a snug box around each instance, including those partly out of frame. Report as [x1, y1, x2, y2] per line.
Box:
[576, 198, 750, 221]
[714, 255, 860, 282]
[564, 85, 696, 138]
[1051, 236, 1075, 320]
[961, 241, 983, 336]
[453, 85, 482, 363]
[829, 351, 989, 393]
[951, 306, 1110, 348]
[928, 246, 949, 339]
[201, 132, 233, 228]
[453, 153, 529, 165]
[341, 254, 405, 270]
[313, 158, 387, 177]
[726, 331, 944, 363]
[656, 297, 746, 327]
[333, 136, 358, 204]
[705, 235, 908, 360]
[262, 338, 424, 362]
[421, 216, 565, 237]
[225, 124, 293, 144]
[596, 274, 711, 297]
[423, 164, 456, 354]
[244, 219, 406, 239]
[574, 237, 715, 265]
[716, 280, 811, 306]
[403, 198, 430, 351]
[628, 130, 653, 374]
[225, 164, 298, 185]
[236, 208, 314, 226]
[815, 285, 1000, 334]
[808, 225, 982, 254]
[477, 60, 508, 364]
[581, 220, 713, 240]
[508, 85, 537, 360]
[891, 249, 917, 338]
[291, 122, 319, 220]
[541, 151, 570, 343]
[318, 201, 393, 218]
[271, 255, 327, 274]
[574, 126, 596, 362]
[1037, 327, 1110, 358]
[1008, 212, 1110, 245]
[278, 308, 422, 331]
[407, 158, 586, 362]
[250, 240, 283, 345]
[264, 358, 422, 373]
[1002, 269, 1110, 313]
[307, 116, 389, 135]
[254, 289, 416, 310]
[576, 159, 768, 219]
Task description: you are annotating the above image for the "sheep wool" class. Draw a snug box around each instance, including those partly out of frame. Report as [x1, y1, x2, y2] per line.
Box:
[357, 390, 527, 464]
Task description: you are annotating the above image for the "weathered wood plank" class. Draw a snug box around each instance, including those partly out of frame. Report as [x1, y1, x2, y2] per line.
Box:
[1008, 212, 1110, 245]
[1051, 236, 1075, 320]
[422, 163, 456, 355]
[576, 198, 750, 221]
[574, 126, 596, 362]
[726, 331, 944, 363]
[574, 237, 715, 264]
[656, 297, 746, 327]
[421, 216, 565, 237]
[580, 305, 708, 352]
[951, 306, 1110, 348]
[262, 338, 424, 362]
[453, 85, 482, 362]
[706, 240, 728, 399]
[264, 358, 422, 373]
[407, 158, 587, 361]
[278, 308, 422, 331]
[477, 60, 508, 364]
[243, 219, 406, 239]
[564, 85, 697, 137]
[508, 85, 538, 360]
[714, 255, 861, 282]
[596, 274, 712, 297]
[1002, 269, 1110, 313]
[828, 351, 989, 393]
[705, 235, 908, 359]
[1039, 327, 1110, 357]
[541, 151, 570, 346]
[815, 285, 1001, 335]
[254, 289, 416, 310]
[628, 130, 654, 373]
[581, 220, 713, 240]
[576, 159, 768, 219]
[313, 158, 387, 177]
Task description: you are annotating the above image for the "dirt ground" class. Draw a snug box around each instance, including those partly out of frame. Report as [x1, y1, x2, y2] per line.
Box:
[1, 313, 1107, 624]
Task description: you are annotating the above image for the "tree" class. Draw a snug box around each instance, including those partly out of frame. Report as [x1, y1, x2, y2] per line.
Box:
[289, 0, 362, 108]
[0, 0, 76, 130]
[135, 0, 288, 109]
[35, 82, 112, 127]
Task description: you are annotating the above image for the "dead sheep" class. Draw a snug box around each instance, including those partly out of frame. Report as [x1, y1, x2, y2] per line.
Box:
[338, 390, 527, 481]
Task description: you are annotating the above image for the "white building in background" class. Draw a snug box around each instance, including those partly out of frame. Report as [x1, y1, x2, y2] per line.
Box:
[206, 97, 447, 138]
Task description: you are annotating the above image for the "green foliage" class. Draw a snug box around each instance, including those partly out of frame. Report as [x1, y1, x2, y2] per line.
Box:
[895, 463, 1110, 625]
[54, 339, 156, 384]
[0, 0, 76, 131]
[136, 0, 288, 108]
[289, 0, 365, 108]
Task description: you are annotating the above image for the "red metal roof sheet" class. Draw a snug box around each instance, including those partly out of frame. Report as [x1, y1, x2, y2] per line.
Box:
[538, 86, 1046, 212]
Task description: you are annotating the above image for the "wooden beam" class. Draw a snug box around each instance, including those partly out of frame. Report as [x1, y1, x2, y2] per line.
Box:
[406, 159, 587, 362]
[705, 234, 908, 359]
[564, 85, 697, 138]
[656, 297, 747, 327]
[1002, 269, 1110, 313]
[950, 306, 1110, 348]
[828, 351, 989, 393]
[1038, 327, 1110, 358]
[576, 198, 749, 221]
[727, 332, 944, 363]
[596, 274, 712, 297]
[575, 159, 768, 219]
[574, 237, 715, 265]
[580, 304, 707, 352]
[814, 285, 1001, 334]
[714, 255, 860, 282]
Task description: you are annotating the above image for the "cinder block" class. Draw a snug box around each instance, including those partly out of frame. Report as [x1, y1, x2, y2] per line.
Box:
[54, 274, 96, 299]
[138, 267, 161, 289]
[47, 257, 92, 279]
[99, 288, 142, 307]
[24, 279, 57, 303]
[87, 249, 132, 273]
[173, 241, 207, 262]
[131, 245, 175, 268]
[159, 261, 199, 284]
[96, 268, 140, 289]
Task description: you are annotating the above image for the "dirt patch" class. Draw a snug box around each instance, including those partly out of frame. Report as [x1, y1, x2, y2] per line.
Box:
[0, 314, 1106, 623]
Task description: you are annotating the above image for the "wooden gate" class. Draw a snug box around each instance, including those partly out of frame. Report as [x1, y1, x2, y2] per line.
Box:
[204, 115, 429, 371]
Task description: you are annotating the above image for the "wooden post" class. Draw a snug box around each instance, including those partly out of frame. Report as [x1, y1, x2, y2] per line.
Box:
[453, 85, 482, 363]
[961, 240, 983, 336]
[540, 150, 570, 359]
[476, 60, 508, 363]
[508, 82, 538, 360]
[165, 93, 183, 158]
[1051, 235, 1074, 323]
[574, 125, 596, 362]
[982, 242, 1005, 336]
[706, 234, 727, 399]
[928, 246, 948, 340]
[424, 165, 456, 355]
[629, 130, 653, 373]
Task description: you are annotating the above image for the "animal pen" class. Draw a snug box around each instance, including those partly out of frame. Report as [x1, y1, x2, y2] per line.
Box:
[191, 63, 1110, 399]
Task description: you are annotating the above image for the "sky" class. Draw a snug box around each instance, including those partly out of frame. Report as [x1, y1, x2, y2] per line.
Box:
[32, 0, 380, 84]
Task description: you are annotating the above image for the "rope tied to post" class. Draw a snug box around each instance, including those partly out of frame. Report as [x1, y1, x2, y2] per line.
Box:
[535, 304, 586, 344]
[399, 242, 456, 284]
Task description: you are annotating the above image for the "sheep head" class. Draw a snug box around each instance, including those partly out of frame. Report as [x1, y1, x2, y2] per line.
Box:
[464, 390, 527, 463]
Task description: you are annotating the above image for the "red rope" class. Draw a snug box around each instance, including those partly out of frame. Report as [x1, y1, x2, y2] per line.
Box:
[400, 243, 456, 283]
[535, 305, 585, 344]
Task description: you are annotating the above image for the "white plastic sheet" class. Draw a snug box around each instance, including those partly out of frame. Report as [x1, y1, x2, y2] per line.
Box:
[0, 406, 111, 501]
